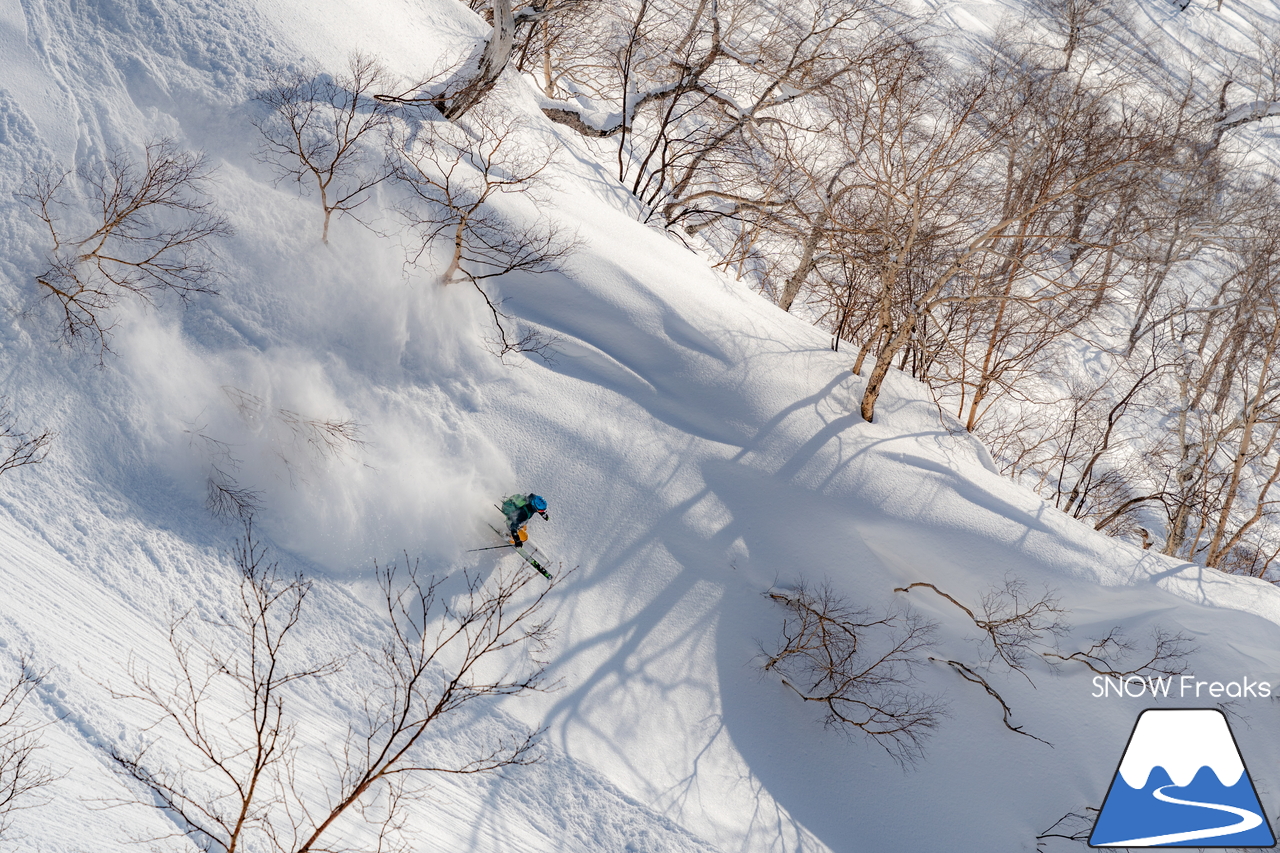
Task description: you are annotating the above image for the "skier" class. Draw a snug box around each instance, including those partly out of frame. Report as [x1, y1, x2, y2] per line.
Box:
[500, 493, 549, 547]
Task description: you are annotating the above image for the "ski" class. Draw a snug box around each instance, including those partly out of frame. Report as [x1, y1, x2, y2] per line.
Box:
[515, 547, 553, 581]
[486, 524, 553, 580]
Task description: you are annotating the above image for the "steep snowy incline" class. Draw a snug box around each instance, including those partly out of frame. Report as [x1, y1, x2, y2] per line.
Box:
[3, 0, 1280, 852]
[459, 167, 1280, 852]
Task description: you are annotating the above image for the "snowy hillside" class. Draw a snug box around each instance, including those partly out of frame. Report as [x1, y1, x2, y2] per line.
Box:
[4, 0, 1280, 851]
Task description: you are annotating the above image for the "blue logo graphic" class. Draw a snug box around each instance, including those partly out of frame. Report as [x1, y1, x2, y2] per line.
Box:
[1090, 708, 1275, 847]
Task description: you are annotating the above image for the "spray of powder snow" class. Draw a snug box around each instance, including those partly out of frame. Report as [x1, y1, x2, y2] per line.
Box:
[112, 228, 515, 574]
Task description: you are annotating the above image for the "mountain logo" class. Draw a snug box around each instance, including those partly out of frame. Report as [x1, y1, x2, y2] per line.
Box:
[1090, 708, 1275, 847]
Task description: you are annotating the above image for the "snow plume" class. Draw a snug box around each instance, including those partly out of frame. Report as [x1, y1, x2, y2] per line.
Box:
[114, 279, 511, 574]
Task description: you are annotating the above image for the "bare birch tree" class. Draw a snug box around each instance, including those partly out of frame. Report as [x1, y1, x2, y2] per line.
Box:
[0, 658, 55, 840]
[374, 0, 589, 120]
[1210, 23, 1280, 144]
[254, 54, 395, 244]
[1147, 203, 1280, 568]
[109, 522, 562, 852]
[108, 523, 339, 853]
[0, 403, 52, 478]
[391, 106, 576, 355]
[284, 557, 558, 853]
[762, 582, 943, 765]
[441, 0, 594, 119]
[20, 139, 231, 355]
[850, 49, 1179, 422]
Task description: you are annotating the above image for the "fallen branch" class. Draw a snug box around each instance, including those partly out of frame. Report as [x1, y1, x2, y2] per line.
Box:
[934, 658, 1051, 746]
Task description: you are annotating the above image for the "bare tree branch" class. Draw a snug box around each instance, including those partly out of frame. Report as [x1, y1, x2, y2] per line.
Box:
[761, 582, 944, 765]
[1042, 627, 1193, 678]
[391, 105, 578, 358]
[19, 139, 231, 355]
[107, 519, 340, 853]
[0, 402, 53, 478]
[0, 657, 56, 840]
[933, 658, 1051, 746]
[254, 53, 396, 244]
[106, 523, 566, 853]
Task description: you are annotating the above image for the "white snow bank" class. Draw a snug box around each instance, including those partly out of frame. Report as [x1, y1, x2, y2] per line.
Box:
[3, 0, 1280, 852]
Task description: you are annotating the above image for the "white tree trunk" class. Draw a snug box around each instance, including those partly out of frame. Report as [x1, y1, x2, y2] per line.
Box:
[444, 0, 517, 119]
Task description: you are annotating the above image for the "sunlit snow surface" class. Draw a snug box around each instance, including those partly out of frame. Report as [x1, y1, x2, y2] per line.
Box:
[4, 0, 1280, 852]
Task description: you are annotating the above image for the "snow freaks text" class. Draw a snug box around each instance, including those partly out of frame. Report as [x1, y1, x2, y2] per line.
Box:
[1092, 675, 1273, 699]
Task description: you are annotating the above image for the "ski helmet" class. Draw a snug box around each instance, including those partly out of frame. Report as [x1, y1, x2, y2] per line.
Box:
[531, 495, 547, 511]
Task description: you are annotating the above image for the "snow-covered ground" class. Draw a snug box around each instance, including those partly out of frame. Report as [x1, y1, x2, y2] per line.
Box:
[4, 0, 1280, 851]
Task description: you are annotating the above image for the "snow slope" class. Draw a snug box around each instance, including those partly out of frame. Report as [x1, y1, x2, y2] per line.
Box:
[4, 0, 1280, 851]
